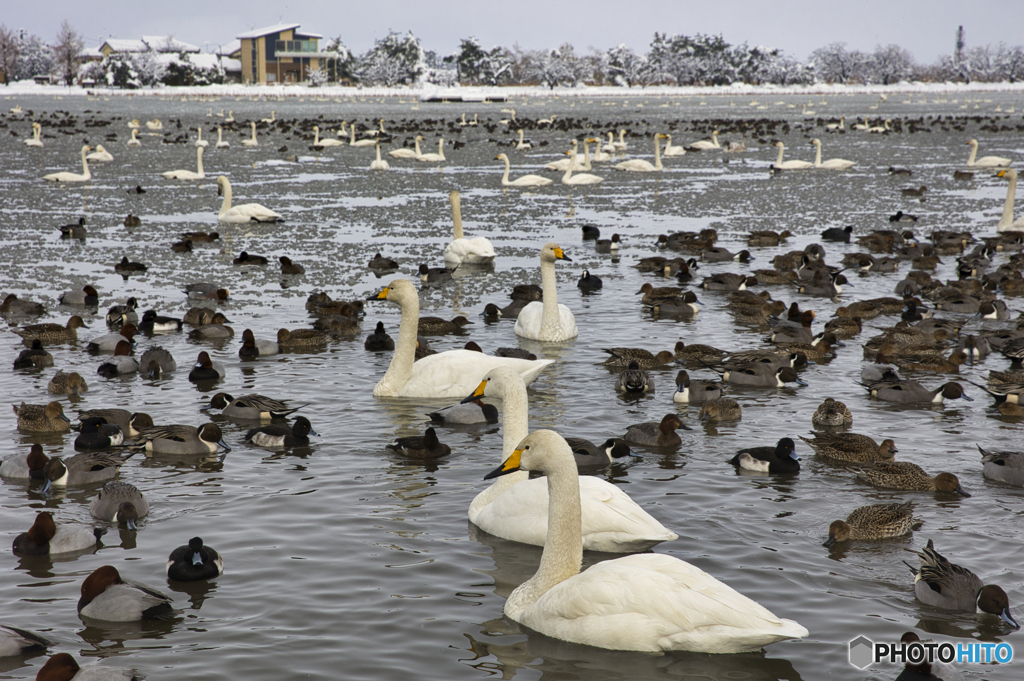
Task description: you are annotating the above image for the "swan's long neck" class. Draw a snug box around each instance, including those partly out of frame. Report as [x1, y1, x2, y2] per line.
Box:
[450, 194, 464, 239]
[712, 131, 720, 148]
[217, 127, 223, 144]
[313, 127, 320, 145]
[654, 134, 663, 169]
[375, 143, 383, 164]
[967, 142, 978, 166]
[501, 156, 511, 184]
[607, 132, 614, 144]
[776, 144, 785, 166]
[470, 375, 530, 512]
[197, 128, 203, 142]
[375, 289, 419, 396]
[414, 137, 422, 156]
[1000, 172, 1018, 229]
[813, 141, 822, 167]
[506, 447, 582, 617]
[196, 147, 204, 176]
[438, 139, 445, 160]
[250, 122, 256, 141]
[219, 181, 232, 216]
[540, 255, 561, 331]
[81, 147, 91, 178]
[618, 130, 626, 144]
[518, 130, 524, 143]
[350, 126, 357, 144]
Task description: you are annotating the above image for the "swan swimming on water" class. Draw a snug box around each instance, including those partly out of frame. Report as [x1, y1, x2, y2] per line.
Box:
[370, 140, 390, 170]
[997, 169, 1024, 232]
[162, 146, 205, 180]
[514, 243, 579, 341]
[242, 122, 258, 147]
[810, 138, 856, 170]
[614, 133, 665, 171]
[443, 190, 495, 265]
[496, 153, 553, 187]
[43, 145, 92, 182]
[216, 175, 282, 223]
[966, 139, 1012, 168]
[773, 142, 813, 170]
[24, 122, 43, 147]
[388, 135, 422, 159]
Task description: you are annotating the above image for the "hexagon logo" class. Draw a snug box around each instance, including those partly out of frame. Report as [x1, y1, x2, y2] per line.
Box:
[849, 636, 874, 669]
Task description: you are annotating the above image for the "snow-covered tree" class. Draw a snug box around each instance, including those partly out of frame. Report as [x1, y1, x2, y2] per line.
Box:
[869, 44, 914, 84]
[810, 42, 868, 83]
[604, 44, 654, 86]
[995, 44, 1024, 82]
[522, 43, 587, 89]
[0, 25, 21, 85]
[447, 37, 512, 85]
[53, 20, 83, 85]
[15, 33, 54, 81]
[162, 53, 224, 86]
[355, 31, 424, 86]
[322, 36, 356, 83]
[306, 65, 327, 87]
[649, 33, 736, 85]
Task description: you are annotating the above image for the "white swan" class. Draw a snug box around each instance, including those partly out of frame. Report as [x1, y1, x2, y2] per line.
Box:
[773, 142, 813, 170]
[127, 119, 141, 130]
[497, 153, 554, 187]
[311, 127, 344, 150]
[561, 149, 603, 186]
[687, 130, 720, 151]
[515, 129, 531, 150]
[537, 114, 557, 126]
[663, 133, 686, 157]
[369, 279, 553, 398]
[370, 140, 390, 170]
[416, 138, 445, 162]
[43, 145, 92, 182]
[389, 135, 422, 159]
[485, 429, 808, 652]
[602, 132, 617, 153]
[997, 169, 1024, 232]
[466, 369, 677, 553]
[444, 189, 495, 265]
[614, 133, 664, 171]
[216, 175, 282, 223]
[216, 125, 229, 148]
[145, 119, 163, 131]
[545, 140, 589, 172]
[589, 137, 612, 162]
[825, 115, 845, 132]
[24, 123, 43, 147]
[194, 127, 209, 148]
[851, 119, 870, 131]
[612, 128, 628, 151]
[261, 110, 276, 124]
[242, 122, 258, 147]
[86, 144, 113, 162]
[810, 138, 856, 170]
[867, 119, 891, 133]
[127, 129, 141, 147]
[514, 243, 579, 341]
[162, 146, 205, 180]
[967, 139, 1012, 168]
[349, 124, 377, 147]
[224, 111, 235, 123]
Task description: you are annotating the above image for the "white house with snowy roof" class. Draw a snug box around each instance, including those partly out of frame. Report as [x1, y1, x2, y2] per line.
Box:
[236, 23, 328, 84]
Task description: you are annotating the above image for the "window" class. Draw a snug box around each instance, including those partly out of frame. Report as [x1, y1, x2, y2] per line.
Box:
[274, 40, 317, 53]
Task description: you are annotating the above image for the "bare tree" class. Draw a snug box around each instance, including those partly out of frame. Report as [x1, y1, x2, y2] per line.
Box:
[0, 24, 21, 85]
[53, 20, 84, 85]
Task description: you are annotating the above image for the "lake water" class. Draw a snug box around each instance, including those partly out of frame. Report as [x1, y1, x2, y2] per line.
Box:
[1, 89, 1024, 680]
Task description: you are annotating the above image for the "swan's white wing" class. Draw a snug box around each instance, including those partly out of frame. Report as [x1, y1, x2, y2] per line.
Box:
[519, 554, 807, 653]
[444, 237, 496, 265]
[399, 350, 552, 398]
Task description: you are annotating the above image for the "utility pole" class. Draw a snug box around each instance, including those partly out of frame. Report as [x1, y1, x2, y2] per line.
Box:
[954, 26, 965, 65]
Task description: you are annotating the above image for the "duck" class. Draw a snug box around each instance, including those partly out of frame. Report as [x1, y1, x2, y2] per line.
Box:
[613, 133, 664, 171]
[12, 511, 103, 556]
[138, 310, 183, 335]
[13, 315, 87, 345]
[35, 653, 139, 680]
[427, 398, 498, 425]
[87, 323, 137, 352]
[463, 368, 677, 552]
[40, 450, 133, 492]
[699, 397, 742, 422]
[799, 432, 896, 462]
[369, 280, 553, 398]
[702, 247, 753, 263]
[47, 369, 88, 395]
[730, 438, 800, 474]
[965, 139, 1012, 168]
[277, 327, 330, 348]
[496, 153, 553, 187]
[602, 347, 675, 369]
[418, 263, 455, 285]
[444, 190, 496, 265]
[60, 285, 100, 307]
[812, 397, 853, 427]
[822, 502, 916, 546]
[241, 121, 259, 147]
[13, 340, 53, 369]
[105, 298, 139, 326]
[0, 624, 50, 657]
[624, 413, 690, 448]
[862, 379, 972, 404]
[773, 142, 813, 170]
[577, 270, 603, 290]
[616, 361, 653, 394]
[77, 409, 153, 437]
[995, 169, 1024, 232]
[672, 370, 723, 403]
[514, 243, 578, 341]
[90, 481, 148, 529]
[85, 144, 113, 162]
[78, 565, 176, 621]
[188, 316, 233, 340]
[594, 233, 622, 253]
[216, 175, 282, 223]
[239, 328, 279, 358]
[484, 429, 808, 652]
[368, 252, 399, 271]
[854, 462, 970, 495]
[386, 426, 450, 459]
[2, 293, 47, 316]
[821, 225, 853, 242]
[185, 282, 229, 300]
[246, 416, 319, 448]
[136, 423, 231, 455]
[73, 416, 123, 450]
[979, 446, 1024, 487]
[43, 144, 92, 182]
[0, 443, 49, 480]
[167, 537, 224, 581]
[13, 401, 70, 433]
[161, 146, 204, 180]
[712, 364, 807, 388]
[563, 437, 637, 469]
[188, 351, 226, 382]
[810, 138, 856, 170]
[97, 340, 139, 377]
[907, 539, 1018, 628]
[202, 392, 302, 420]
[364, 321, 395, 351]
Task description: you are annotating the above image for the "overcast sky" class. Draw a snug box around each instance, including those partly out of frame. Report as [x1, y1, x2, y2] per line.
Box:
[5, 0, 1023, 64]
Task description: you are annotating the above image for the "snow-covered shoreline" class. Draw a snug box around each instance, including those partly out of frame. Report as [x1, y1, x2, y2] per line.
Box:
[3, 79, 1024, 100]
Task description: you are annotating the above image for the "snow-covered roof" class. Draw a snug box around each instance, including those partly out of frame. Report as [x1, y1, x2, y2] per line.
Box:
[81, 47, 103, 58]
[217, 40, 241, 57]
[236, 23, 324, 40]
[143, 36, 200, 53]
[101, 39, 148, 54]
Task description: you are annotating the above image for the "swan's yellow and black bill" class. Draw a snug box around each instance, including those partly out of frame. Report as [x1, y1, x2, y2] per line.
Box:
[554, 247, 572, 262]
[461, 379, 488, 404]
[484, 448, 523, 480]
[368, 287, 391, 301]
[998, 170, 1008, 178]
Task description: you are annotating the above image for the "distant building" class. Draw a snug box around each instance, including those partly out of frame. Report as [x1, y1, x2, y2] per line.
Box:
[236, 23, 327, 84]
[98, 36, 200, 58]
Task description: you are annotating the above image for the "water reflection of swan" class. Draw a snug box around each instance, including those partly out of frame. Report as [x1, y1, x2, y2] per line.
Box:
[997, 169, 1024, 232]
[485, 430, 808, 653]
[514, 243, 579, 341]
[810, 139, 856, 170]
[465, 368, 676, 552]
[443, 190, 494, 264]
[43, 145, 91, 182]
[496, 153, 553, 187]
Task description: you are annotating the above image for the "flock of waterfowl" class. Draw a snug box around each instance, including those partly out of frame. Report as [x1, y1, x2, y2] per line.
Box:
[3, 92, 1024, 678]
